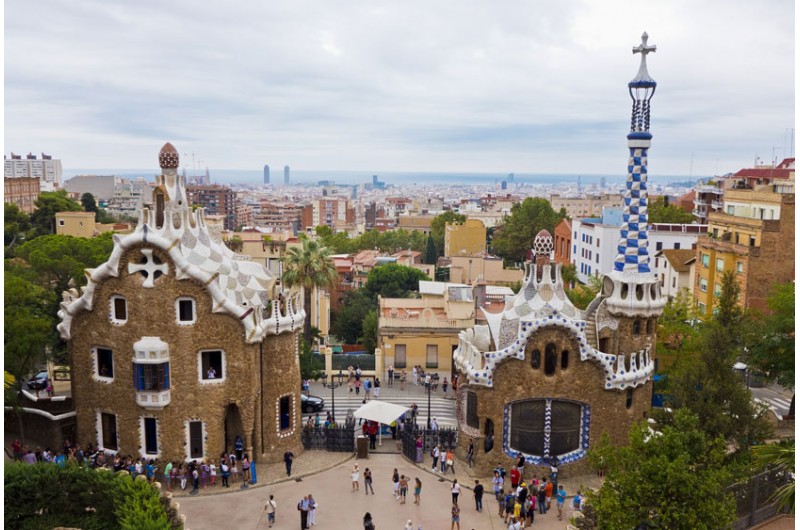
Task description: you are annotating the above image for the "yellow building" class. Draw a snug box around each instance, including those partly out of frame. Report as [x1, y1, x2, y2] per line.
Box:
[448, 254, 524, 285]
[444, 219, 486, 257]
[377, 281, 475, 375]
[55, 211, 133, 238]
[693, 187, 794, 317]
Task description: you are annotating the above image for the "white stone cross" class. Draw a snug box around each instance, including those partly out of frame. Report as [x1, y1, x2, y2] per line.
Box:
[632, 32, 656, 70]
[128, 248, 169, 288]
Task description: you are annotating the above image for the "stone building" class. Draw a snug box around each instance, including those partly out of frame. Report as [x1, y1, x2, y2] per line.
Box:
[452, 33, 665, 476]
[57, 143, 305, 464]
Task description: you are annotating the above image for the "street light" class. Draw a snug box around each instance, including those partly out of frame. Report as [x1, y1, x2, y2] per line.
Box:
[424, 373, 433, 429]
[320, 369, 345, 424]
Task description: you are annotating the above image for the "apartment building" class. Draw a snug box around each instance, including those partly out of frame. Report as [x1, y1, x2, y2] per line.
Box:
[186, 184, 237, 230]
[5, 152, 62, 190]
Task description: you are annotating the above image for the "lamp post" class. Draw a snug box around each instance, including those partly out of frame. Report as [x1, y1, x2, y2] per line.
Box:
[321, 370, 345, 424]
[424, 373, 432, 429]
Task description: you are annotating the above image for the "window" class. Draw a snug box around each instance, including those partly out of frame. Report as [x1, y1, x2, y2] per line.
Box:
[560, 350, 569, 370]
[188, 421, 204, 459]
[625, 388, 633, 409]
[96, 347, 114, 380]
[699, 278, 708, 292]
[736, 262, 744, 274]
[672, 277, 677, 289]
[279, 396, 291, 430]
[110, 296, 127, 323]
[394, 344, 407, 368]
[508, 399, 585, 460]
[632, 320, 641, 336]
[646, 320, 653, 334]
[716, 258, 724, 271]
[176, 297, 196, 324]
[697, 301, 707, 315]
[133, 363, 170, 391]
[531, 349, 541, 369]
[656, 242, 662, 251]
[655, 258, 659, 269]
[749, 236, 756, 247]
[701, 254, 710, 267]
[199, 350, 224, 382]
[674, 242, 680, 249]
[714, 283, 721, 297]
[59, 219, 65, 226]
[598, 337, 610, 354]
[143, 417, 158, 455]
[100, 412, 118, 451]
[426, 345, 438, 369]
[466, 391, 479, 429]
[544, 343, 557, 376]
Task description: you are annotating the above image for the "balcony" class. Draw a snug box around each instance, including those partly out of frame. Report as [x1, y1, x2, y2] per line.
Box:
[711, 200, 724, 210]
[697, 185, 723, 195]
[692, 209, 708, 218]
[693, 197, 707, 208]
[136, 390, 171, 408]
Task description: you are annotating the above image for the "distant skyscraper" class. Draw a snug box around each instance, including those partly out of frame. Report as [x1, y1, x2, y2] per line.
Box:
[501, 180, 508, 190]
[284, 165, 290, 184]
[600, 176, 607, 189]
[263, 165, 270, 184]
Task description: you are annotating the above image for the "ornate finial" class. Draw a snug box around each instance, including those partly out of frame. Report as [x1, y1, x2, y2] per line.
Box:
[630, 32, 657, 86]
[533, 229, 554, 256]
[158, 142, 180, 170]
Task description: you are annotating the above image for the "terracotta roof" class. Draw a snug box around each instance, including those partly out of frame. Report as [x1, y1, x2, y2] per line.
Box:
[659, 249, 696, 273]
[733, 161, 794, 180]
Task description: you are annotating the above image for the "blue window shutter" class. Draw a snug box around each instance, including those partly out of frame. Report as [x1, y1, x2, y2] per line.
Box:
[164, 363, 170, 390]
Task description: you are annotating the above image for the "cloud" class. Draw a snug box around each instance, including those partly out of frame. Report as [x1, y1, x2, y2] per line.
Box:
[4, 0, 794, 176]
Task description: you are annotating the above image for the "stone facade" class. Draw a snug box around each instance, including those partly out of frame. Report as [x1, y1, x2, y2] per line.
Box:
[59, 143, 304, 464]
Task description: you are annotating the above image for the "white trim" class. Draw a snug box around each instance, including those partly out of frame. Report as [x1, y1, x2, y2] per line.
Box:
[175, 297, 197, 326]
[96, 410, 119, 455]
[197, 349, 227, 384]
[139, 415, 161, 459]
[91, 346, 115, 383]
[109, 295, 128, 326]
[184, 419, 207, 463]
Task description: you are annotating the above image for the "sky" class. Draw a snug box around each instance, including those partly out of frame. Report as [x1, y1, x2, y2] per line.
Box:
[4, 0, 795, 177]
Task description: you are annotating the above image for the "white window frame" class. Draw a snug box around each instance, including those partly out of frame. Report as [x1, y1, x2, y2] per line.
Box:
[109, 295, 127, 325]
[276, 393, 296, 439]
[716, 258, 724, 272]
[96, 410, 119, 455]
[139, 416, 161, 459]
[92, 346, 115, 383]
[184, 419, 206, 463]
[197, 349, 227, 384]
[699, 278, 708, 292]
[175, 297, 196, 325]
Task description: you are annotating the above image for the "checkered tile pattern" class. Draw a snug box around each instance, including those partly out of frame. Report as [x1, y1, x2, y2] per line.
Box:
[614, 147, 651, 273]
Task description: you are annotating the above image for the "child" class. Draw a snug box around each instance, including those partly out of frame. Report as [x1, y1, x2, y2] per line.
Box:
[209, 462, 217, 486]
[497, 488, 506, 518]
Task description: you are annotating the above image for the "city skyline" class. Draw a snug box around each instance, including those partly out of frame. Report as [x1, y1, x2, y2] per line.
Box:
[5, 1, 794, 175]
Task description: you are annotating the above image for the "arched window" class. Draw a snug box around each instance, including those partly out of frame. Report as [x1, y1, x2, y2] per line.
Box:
[531, 349, 541, 370]
[646, 319, 653, 334]
[466, 391, 479, 429]
[508, 399, 586, 459]
[625, 388, 634, 409]
[544, 343, 557, 376]
[632, 320, 641, 336]
[561, 350, 569, 370]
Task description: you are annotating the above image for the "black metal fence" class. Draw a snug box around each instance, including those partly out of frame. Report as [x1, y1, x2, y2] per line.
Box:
[301, 425, 355, 452]
[400, 422, 459, 463]
[726, 467, 792, 530]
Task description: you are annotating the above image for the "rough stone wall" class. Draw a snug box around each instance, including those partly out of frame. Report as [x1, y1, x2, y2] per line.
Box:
[457, 324, 651, 478]
[68, 244, 302, 464]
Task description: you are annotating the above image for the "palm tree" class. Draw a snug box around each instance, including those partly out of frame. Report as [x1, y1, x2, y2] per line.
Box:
[752, 440, 795, 513]
[282, 238, 337, 343]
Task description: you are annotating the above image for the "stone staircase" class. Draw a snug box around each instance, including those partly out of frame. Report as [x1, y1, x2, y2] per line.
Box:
[583, 296, 603, 350]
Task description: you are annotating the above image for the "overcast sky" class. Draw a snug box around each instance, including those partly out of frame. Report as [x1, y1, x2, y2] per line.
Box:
[4, 0, 795, 176]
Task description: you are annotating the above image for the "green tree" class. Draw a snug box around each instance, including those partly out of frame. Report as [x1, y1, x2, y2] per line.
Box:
[657, 288, 701, 355]
[364, 262, 429, 300]
[648, 200, 694, 224]
[81, 192, 99, 213]
[590, 409, 735, 530]
[298, 338, 324, 380]
[331, 290, 374, 344]
[561, 263, 578, 288]
[283, 238, 337, 343]
[425, 234, 437, 265]
[490, 198, 566, 263]
[566, 275, 602, 310]
[751, 440, 795, 513]
[4, 202, 32, 256]
[430, 211, 466, 258]
[361, 309, 378, 354]
[30, 190, 82, 236]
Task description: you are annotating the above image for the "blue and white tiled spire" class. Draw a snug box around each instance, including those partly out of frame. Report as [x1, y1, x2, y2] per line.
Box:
[614, 32, 657, 274]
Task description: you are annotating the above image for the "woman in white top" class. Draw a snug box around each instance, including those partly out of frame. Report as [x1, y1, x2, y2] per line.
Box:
[351, 463, 360, 491]
[451, 479, 461, 504]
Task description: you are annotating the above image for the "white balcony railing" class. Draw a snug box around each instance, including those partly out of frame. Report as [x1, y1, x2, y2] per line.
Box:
[136, 390, 171, 409]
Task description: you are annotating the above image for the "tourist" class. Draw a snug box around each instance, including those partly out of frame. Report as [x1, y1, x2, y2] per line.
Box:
[302, 378, 310, 396]
[363, 378, 371, 402]
[415, 435, 423, 463]
[450, 501, 461, 530]
[466, 438, 475, 468]
[412, 365, 418, 385]
[387, 365, 394, 386]
[550, 457, 560, 492]
[399, 474, 409, 504]
[445, 447, 455, 474]
[507, 516, 521, 530]
[265, 494, 276, 528]
[572, 490, 582, 512]
[230, 454, 239, 483]
[451, 479, 460, 505]
[179, 464, 188, 490]
[404, 520, 414, 530]
[431, 417, 440, 431]
[497, 488, 506, 518]
[297, 495, 310, 529]
[191, 463, 200, 493]
[556, 484, 567, 520]
[545, 477, 553, 510]
[504, 491, 515, 523]
[509, 466, 520, 491]
[413, 477, 422, 505]
[392, 468, 400, 498]
[492, 471, 503, 501]
[348, 365, 355, 393]
[516, 452, 525, 475]
[308, 493, 317, 526]
[526, 493, 536, 525]
[164, 460, 173, 490]
[201, 460, 210, 488]
[234, 435, 244, 461]
[209, 461, 217, 486]
[362, 512, 375, 530]
[442, 377, 448, 395]
[354, 377, 361, 395]
[474, 479, 484, 512]
[373, 377, 381, 398]
[364, 467, 375, 494]
[284, 450, 294, 477]
[431, 444, 441, 472]
[400, 370, 407, 390]
[220, 459, 230, 488]
[537, 483, 546, 514]
[494, 462, 506, 483]
[242, 454, 251, 483]
[351, 463, 360, 492]
[207, 366, 216, 379]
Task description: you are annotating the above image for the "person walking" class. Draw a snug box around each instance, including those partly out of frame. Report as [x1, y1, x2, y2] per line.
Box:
[445, 448, 455, 474]
[351, 463, 360, 492]
[431, 444, 440, 472]
[364, 467, 375, 495]
[466, 438, 475, 468]
[298, 495, 310, 530]
[399, 475, 409, 504]
[492, 471, 503, 501]
[442, 377, 448, 395]
[537, 483, 546, 515]
[474, 480, 484, 512]
[363, 512, 375, 530]
[373, 377, 381, 399]
[450, 502, 461, 530]
[413, 477, 422, 505]
[404, 520, 414, 530]
[265, 494, 277, 528]
[392, 468, 400, 499]
[497, 488, 506, 518]
[545, 478, 553, 510]
[556, 484, 567, 520]
[387, 366, 394, 386]
[400, 370, 406, 390]
[308, 493, 317, 527]
[451, 479, 460, 505]
[284, 450, 294, 477]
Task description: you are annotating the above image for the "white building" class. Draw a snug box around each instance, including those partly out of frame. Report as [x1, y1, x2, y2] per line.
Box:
[653, 248, 696, 300]
[571, 207, 706, 284]
[64, 175, 119, 201]
[5, 153, 63, 190]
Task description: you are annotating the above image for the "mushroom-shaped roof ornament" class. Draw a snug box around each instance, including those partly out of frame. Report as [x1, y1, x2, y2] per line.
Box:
[533, 229, 554, 257]
[159, 142, 180, 170]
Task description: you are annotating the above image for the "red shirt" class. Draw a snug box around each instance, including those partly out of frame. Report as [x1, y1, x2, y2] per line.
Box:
[510, 468, 520, 486]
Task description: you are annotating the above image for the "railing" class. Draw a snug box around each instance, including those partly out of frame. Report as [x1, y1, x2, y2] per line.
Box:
[301, 425, 356, 452]
[726, 467, 792, 530]
[380, 316, 475, 329]
[400, 421, 459, 463]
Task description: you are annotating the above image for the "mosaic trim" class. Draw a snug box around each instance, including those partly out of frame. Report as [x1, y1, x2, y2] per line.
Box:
[455, 385, 480, 438]
[275, 393, 297, 439]
[614, 146, 651, 273]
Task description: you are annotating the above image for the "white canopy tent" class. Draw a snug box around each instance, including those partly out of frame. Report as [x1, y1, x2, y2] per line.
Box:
[353, 400, 409, 446]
